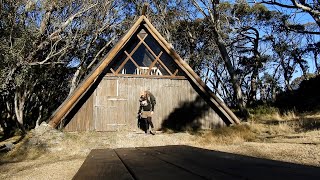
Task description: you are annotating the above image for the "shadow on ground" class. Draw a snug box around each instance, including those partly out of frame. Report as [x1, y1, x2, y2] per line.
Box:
[260, 116, 320, 132]
[74, 145, 320, 180]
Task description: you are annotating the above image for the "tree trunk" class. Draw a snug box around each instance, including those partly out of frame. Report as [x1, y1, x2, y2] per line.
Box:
[35, 105, 43, 128]
[282, 62, 293, 91]
[314, 51, 319, 74]
[249, 69, 258, 105]
[248, 28, 260, 105]
[14, 90, 27, 134]
[212, 29, 248, 118]
[69, 66, 82, 96]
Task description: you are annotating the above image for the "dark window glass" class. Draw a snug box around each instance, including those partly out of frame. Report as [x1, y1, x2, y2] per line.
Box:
[108, 49, 127, 72]
[132, 44, 155, 67]
[126, 36, 140, 54]
[175, 69, 185, 76]
[153, 61, 170, 76]
[120, 60, 137, 74]
[159, 52, 177, 74]
[144, 32, 162, 55]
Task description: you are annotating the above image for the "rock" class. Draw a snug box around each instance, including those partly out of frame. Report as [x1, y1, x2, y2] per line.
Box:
[28, 122, 65, 148]
[0, 142, 14, 152]
[32, 122, 55, 135]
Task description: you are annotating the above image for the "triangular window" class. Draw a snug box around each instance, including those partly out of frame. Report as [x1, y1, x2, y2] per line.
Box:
[107, 26, 185, 78]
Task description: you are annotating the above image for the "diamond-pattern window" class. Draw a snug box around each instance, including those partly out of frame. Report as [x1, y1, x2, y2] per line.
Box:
[132, 44, 154, 67]
[107, 26, 185, 78]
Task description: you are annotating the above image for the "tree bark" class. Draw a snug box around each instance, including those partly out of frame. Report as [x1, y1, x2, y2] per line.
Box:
[35, 105, 43, 128]
[248, 27, 261, 105]
[315, 51, 319, 74]
[14, 90, 27, 134]
[69, 66, 82, 96]
[212, 29, 247, 117]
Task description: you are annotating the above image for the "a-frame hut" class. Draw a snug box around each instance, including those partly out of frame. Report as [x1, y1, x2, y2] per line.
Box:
[48, 15, 240, 131]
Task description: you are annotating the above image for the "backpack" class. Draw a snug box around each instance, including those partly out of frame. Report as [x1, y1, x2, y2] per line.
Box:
[148, 92, 156, 105]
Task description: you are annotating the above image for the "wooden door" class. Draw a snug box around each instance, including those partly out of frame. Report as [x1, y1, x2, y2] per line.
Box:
[94, 78, 128, 131]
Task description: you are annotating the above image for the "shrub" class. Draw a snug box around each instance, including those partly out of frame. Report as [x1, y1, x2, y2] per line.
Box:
[275, 75, 320, 112]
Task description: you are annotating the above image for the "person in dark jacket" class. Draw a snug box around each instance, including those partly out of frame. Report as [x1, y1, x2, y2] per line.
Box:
[138, 90, 156, 135]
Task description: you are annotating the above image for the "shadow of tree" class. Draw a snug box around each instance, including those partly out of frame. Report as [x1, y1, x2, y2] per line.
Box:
[161, 95, 210, 132]
[0, 136, 47, 164]
[0, 135, 25, 153]
[291, 117, 320, 132]
[300, 118, 320, 131]
[260, 116, 320, 132]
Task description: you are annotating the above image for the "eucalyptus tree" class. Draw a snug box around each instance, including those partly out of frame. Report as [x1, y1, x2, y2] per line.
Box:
[172, 18, 208, 73]
[230, 2, 276, 105]
[0, 0, 127, 135]
[258, 0, 320, 33]
[264, 13, 310, 91]
[0, 0, 42, 134]
[122, 0, 192, 42]
[305, 37, 320, 74]
[190, 0, 249, 117]
[259, 72, 281, 102]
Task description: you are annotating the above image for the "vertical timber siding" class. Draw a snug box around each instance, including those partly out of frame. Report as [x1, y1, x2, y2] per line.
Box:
[64, 94, 94, 131]
[65, 76, 225, 131]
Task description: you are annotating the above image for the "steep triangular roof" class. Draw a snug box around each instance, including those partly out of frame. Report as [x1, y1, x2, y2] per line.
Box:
[48, 15, 240, 128]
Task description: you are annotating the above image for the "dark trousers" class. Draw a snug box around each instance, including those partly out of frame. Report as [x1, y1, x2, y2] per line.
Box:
[142, 117, 154, 133]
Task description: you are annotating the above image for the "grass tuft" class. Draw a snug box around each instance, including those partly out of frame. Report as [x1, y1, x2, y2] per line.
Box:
[197, 124, 256, 145]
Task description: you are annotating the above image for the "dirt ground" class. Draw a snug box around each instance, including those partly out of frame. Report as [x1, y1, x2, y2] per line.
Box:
[0, 118, 320, 180]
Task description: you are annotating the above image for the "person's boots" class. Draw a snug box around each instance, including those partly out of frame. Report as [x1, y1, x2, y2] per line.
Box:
[150, 128, 155, 135]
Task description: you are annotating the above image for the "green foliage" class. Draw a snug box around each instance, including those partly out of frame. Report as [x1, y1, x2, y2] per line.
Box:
[248, 105, 279, 116]
[218, 2, 232, 12]
[233, 2, 251, 17]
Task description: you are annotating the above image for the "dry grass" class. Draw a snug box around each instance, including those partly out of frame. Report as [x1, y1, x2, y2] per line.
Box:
[197, 124, 256, 145]
[1, 111, 320, 179]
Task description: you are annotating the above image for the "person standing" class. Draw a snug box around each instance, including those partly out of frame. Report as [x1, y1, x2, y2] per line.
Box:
[138, 90, 156, 135]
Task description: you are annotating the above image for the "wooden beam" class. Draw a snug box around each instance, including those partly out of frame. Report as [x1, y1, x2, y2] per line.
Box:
[110, 68, 116, 74]
[173, 69, 179, 76]
[124, 51, 140, 69]
[141, 3, 149, 15]
[145, 52, 160, 75]
[106, 74, 186, 79]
